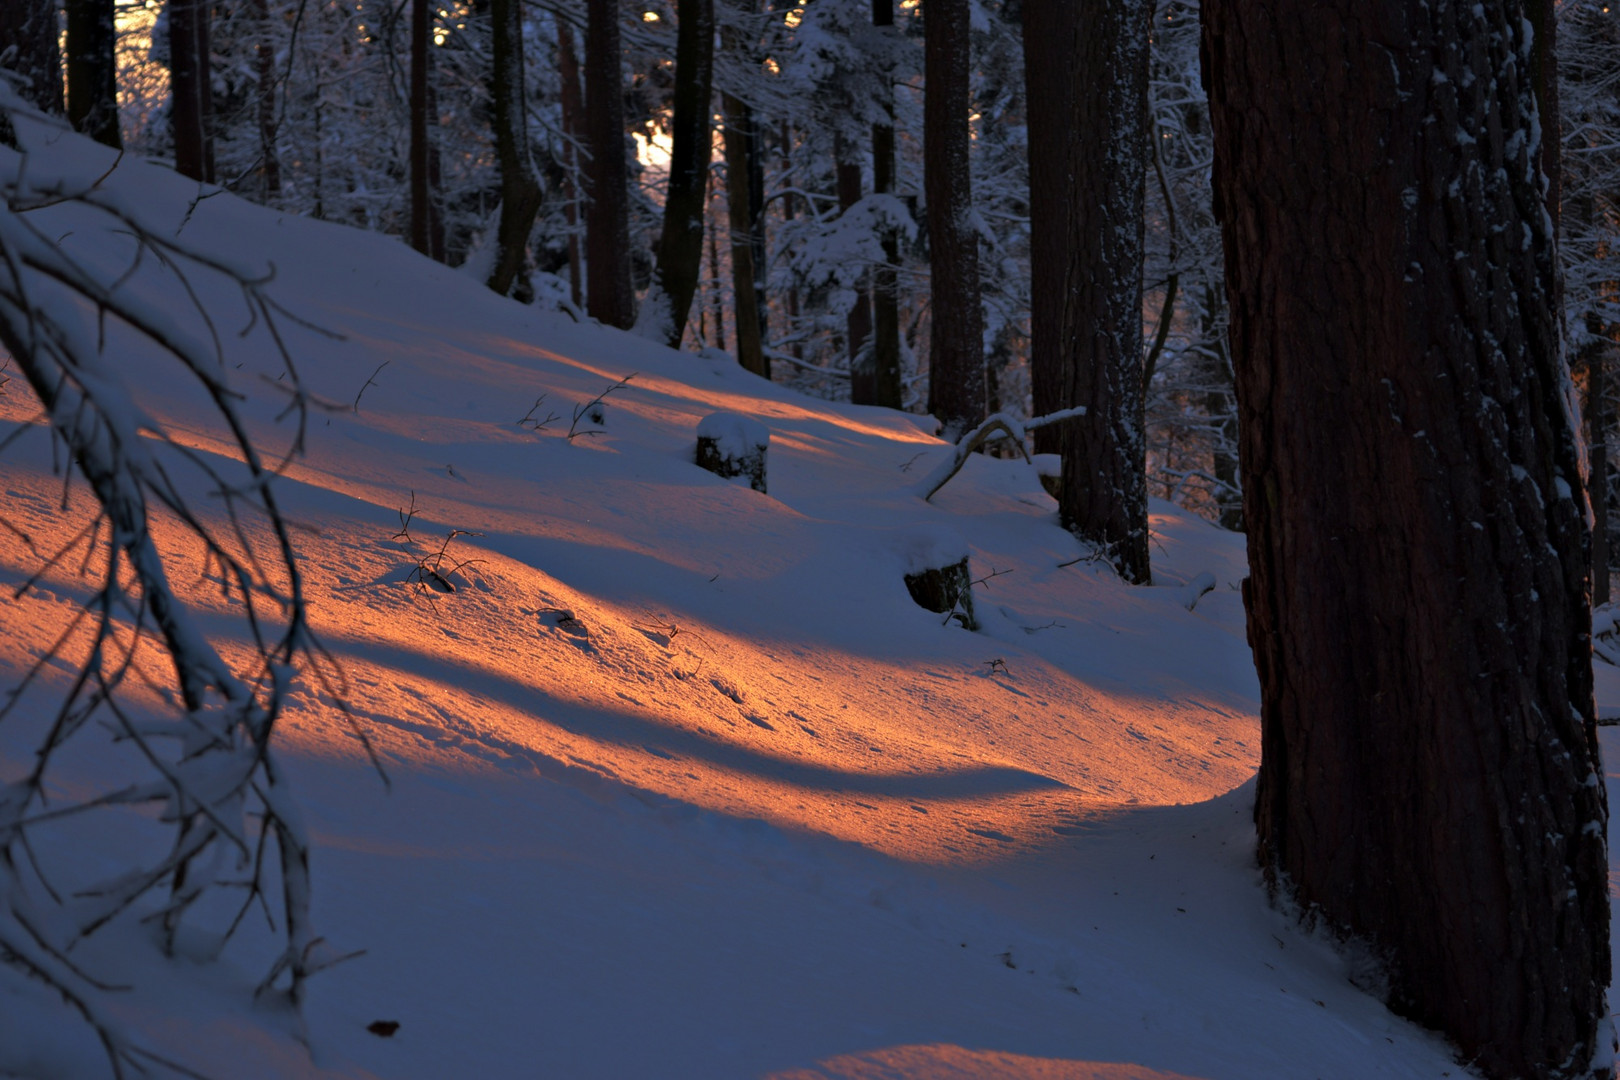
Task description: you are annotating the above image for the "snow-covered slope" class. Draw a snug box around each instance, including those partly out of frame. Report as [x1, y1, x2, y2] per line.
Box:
[0, 125, 1593, 1080]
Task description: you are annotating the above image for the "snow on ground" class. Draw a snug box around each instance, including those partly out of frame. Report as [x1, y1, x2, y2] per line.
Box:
[0, 123, 1596, 1079]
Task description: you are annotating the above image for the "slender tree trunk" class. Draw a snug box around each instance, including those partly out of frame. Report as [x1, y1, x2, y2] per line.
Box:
[923, 0, 984, 440]
[557, 17, 585, 310]
[410, 0, 434, 256]
[487, 0, 543, 297]
[169, 0, 214, 183]
[870, 0, 902, 408]
[0, 0, 63, 118]
[1205, 3, 1611, 1076]
[838, 134, 875, 401]
[646, 0, 714, 346]
[707, 193, 726, 351]
[65, 0, 120, 147]
[722, 92, 766, 377]
[1020, 0, 1077, 456]
[585, 0, 636, 328]
[251, 0, 280, 198]
[780, 119, 803, 360]
[1025, 0, 1151, 582]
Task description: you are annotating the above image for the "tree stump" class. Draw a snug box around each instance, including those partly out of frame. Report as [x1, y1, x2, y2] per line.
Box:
[901, 525, 976, 629]
[1033, 453, 1061, 499]
[696, 412, 769, 493]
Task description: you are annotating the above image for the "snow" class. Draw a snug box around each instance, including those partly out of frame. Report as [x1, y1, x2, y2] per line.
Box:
[900, 522, 970, 575]
[0, 127, 1600, 1080]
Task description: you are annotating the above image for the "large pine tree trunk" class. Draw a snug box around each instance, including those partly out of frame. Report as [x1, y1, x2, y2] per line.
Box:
[585, 0, 636, 328]
[1204, 2, 1611, 1076]
[65, 0, 120, 147]
[486, 0, 543, 297]
[168, 0, 214, 183]
[1026, 0, 1151, 583]
[922, 0, 983, 441]
[0, 0, 63, 118]
[645, 0, 712, 345]
[869, 0, 902, 409]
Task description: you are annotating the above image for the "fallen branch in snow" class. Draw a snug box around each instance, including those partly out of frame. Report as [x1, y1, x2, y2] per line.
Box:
[0, 89, 375, 1075]
[353, 359, 390, 412]
[917, 406, 1088, 502]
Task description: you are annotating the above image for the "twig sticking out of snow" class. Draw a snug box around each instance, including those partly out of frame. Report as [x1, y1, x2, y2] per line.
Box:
[917, 406, 1088, 502]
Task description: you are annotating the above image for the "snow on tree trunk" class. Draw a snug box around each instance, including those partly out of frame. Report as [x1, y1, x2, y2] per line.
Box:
[923, 0, 985, 443]
[1204, 2, 1612, 1075]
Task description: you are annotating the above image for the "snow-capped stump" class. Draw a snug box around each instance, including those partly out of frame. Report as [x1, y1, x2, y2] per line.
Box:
[901, 524, 977, 630]
[696, 411, 770, 493]
[1033, 453, 1061, 499]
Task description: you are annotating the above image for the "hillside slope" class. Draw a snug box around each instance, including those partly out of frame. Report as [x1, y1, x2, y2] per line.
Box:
[0, 121, 1571, 1079]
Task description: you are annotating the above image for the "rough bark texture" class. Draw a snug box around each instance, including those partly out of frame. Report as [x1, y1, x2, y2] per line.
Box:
[0, 0, 62, 117]
[65, 0, 120, 147]
[869, 0, 902, 409]
[487, 0, 544, 297]
[647, 0, 713, 345]
[168, 0, 214, 184]
[1203, 3, 1612, 1076]
[1020, 0, 1077, 455]
[585, 0, 636, 328]
[1587, 329, 1611, 607]
[723, 93, 766, 378]
[923, 0, 984, 441]
[1037, 0, 1151, 584]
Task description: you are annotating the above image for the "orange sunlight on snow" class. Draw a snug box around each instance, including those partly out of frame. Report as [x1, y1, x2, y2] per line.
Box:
[763, 1045, 1211, 1080]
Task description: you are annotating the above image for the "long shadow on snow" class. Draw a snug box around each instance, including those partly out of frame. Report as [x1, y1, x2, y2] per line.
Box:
[322, 629, 1069, 801]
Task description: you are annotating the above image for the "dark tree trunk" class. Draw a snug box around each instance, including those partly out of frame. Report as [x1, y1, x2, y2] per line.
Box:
[65, 0, 120, 147]
[169, 0, 214, 183]
[410, 0, 435, 257]
[1587, 328, 1611, 607]
[923, 0, 984, 440]
[647, 0, 714, 346]
[837, 138, 874, 400]
[585, 0, 636, 328]
[0, 0, 62, 117]
[722, 91, 766, 377]
[486, 0, 543, 297]
[869, 0, 902, 409]
[1024, 0, 1151, 583]
[1020, 0, 1076, 456]
[251, 0, 280, 198]
[1204, 2, 1611, 1077]
[557, 17, 585, 310]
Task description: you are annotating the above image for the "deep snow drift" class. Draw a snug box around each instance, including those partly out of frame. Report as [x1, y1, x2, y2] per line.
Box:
[0, 122, 1610, 1080]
